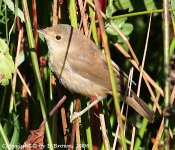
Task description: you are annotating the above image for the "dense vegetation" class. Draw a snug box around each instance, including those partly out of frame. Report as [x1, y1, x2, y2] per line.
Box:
[0, 0, 174, 149]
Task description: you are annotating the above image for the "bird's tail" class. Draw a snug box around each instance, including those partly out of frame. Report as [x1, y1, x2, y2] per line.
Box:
[125, 91, 154, 123]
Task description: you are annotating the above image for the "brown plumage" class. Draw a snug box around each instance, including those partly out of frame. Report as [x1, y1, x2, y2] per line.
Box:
[38, 24, 154, 122]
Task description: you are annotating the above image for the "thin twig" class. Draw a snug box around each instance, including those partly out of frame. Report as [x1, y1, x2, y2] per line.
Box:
[17, 69, 32, 97]
[99, 114, 110, 150]
[110, 21, 139, 65]
[78, 0, 88, 36]
[49, 95, 67, 117]
[10, 29, 23, 112]
[137, 13, 152, 96]
[130, 126, 136, 150]
[152, 118, 164, 150]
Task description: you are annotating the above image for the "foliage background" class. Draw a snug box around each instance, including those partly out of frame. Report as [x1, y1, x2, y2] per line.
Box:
[0, 0, 175, 149]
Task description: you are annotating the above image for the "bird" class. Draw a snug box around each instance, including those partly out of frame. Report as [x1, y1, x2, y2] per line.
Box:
[37, 24, 154, 122]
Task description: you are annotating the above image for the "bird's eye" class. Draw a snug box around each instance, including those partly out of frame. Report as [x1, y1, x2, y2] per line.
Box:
[56, 35, 61, 40]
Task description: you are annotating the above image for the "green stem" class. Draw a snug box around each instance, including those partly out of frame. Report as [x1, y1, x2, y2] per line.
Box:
[163, 0, 170, 149]
[0, 123, 10, 150]
[21, 0, 53, 149]
[88, 3, 98, 45]
[110, 8, 175, 20]
[94, 0, 127, 149]
[69, 0, 78, 28]
[4, 0, 9, 43]
[134, 118, 148, 150]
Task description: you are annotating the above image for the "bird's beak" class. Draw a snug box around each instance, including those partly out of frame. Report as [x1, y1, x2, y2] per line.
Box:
[37, 29, 49, 39]
[37, 29, 45, 35]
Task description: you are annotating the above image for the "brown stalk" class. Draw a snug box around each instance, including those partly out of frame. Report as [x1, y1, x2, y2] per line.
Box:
[99, 114, 110, 149]
[114, 42, 162, 114]
[153, 93, 161, 112]
[50, 95, 67, 143]
[152, 118, 164, 150]
[143, 75, 162, 114]
[69, 99, 81, 150]
[75, 99, 81, 150]
[10, 29, 23, 112]
[78, 0, 89, 37]
[110, 21, 139, 65]
[170, 86, 175, 104]
[130, 126, 136, 150]
[61, 107, 68, 144]
[137, 14, 152, 96]
[53, 0, 58, 26]
[88, 12, 96, 39]
[32, 0, 38, 52]
[94, 0, 127, 149]
[58, 1, 62, 23]
[17, 69, 32, 97]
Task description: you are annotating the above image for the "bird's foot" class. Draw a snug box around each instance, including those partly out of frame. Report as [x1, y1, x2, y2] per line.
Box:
[70, 96, 105, 122]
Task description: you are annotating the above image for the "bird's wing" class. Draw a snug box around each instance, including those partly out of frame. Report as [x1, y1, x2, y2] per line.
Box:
[65, 28, 121, 91]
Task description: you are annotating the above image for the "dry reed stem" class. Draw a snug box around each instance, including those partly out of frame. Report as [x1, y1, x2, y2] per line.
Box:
[88, 12, 96, 39]
[10, 29, 23, 111]
[49, 95, 67, 116]
[152, 117, 164, 150]
[75, 118, 81, 150]
[130, 126, 136, 150]
[114, 43, 162, 113]
[112, 124, 119, 150]
[31, 0, 38, 52]
[69, 99, 81, 149]
[124, 68, 134, 132]
[53, 0, 58, 26]
[110, 21, 139, 65]
[153, 93, 161, 112]
[137, 14, 152, 96]
[143, 75, 162, 114]
[170, 85, 175, 104]
[86, 0, 106, 19]
[112, 67, 134, 150]
[75, 99, 81, 150]
[58, 1, 61, 23]
[70, 119, 76, 149]
[112, 32, 163, 98]
[112, 68, 134, 150]
[61, 107, 68, 144]
[78, 0, 89, 36]
[169, 127, 173, 139]
[99, 114, 110, 150]
[17, 69, 31, 97]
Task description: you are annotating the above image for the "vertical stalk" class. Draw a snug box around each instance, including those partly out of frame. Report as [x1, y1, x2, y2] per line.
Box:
[88, 1, 98, 45]
[4, 0, 9, 43]
[94, 0, 127, 149]
[163, 0, 170, 149]
[22, 0, 53, 149]
[69, 0, 78, 28]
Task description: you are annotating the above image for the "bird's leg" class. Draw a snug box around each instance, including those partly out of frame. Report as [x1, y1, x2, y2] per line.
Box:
[70, 96, 106, 122]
